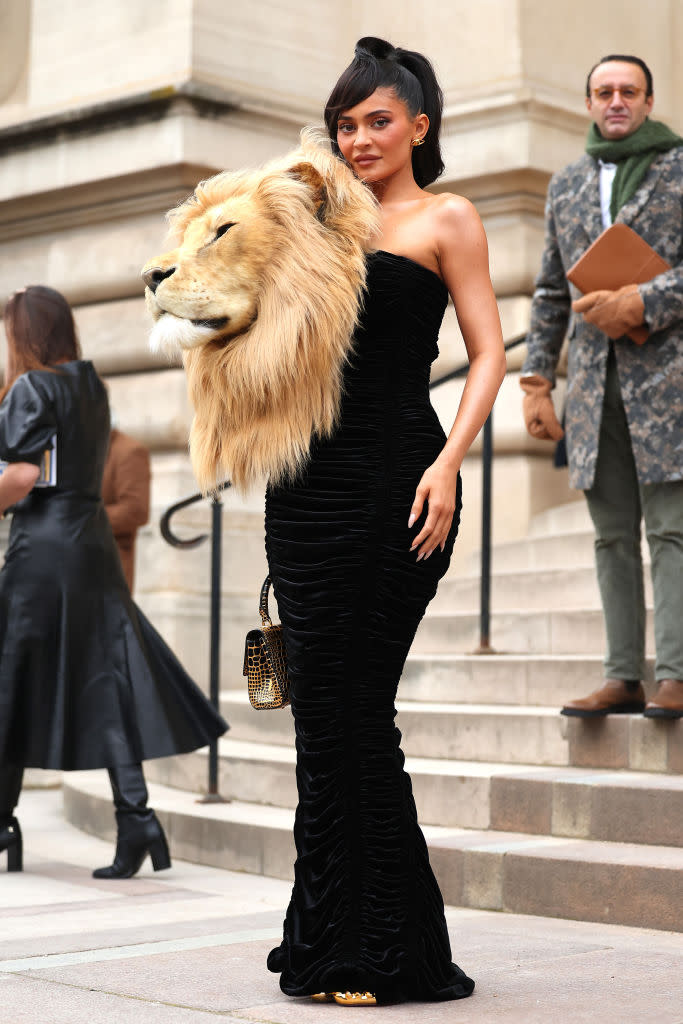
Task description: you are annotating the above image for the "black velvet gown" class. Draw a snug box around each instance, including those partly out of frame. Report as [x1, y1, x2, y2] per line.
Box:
[265, 251, 474, 1003]
[0, 360, 227, 771]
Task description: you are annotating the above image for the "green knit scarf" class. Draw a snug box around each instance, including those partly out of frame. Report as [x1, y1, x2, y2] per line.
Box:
[585, 118, 683, 221]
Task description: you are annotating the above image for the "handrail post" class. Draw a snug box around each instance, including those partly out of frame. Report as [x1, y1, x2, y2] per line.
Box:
[197, 494, 227, 803]
[159, 480, 232, 803]
[475, 410, 495, 654]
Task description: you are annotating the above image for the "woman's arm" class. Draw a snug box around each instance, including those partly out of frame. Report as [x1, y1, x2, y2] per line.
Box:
[0, 462, 40, 516]
[410, 196, 506, 559]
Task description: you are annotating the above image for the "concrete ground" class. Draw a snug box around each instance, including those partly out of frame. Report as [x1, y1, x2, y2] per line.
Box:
[1, 790, 681, 1024]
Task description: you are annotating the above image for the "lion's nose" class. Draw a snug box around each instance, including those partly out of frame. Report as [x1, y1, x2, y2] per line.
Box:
[142, 266, 176, 293]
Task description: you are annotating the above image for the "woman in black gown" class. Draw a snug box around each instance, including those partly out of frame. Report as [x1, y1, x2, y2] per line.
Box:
[0, 286, 227, 877]
[266, 39, 506, 1005]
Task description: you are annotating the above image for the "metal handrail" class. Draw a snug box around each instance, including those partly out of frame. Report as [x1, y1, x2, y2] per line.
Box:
[161, 480, 231, 802]
[160, 332, 528, 793]
[160, 479, 232, 549]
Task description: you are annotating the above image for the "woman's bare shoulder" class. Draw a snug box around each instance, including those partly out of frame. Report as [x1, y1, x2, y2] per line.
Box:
[420, 194, 489, 281]
[428, 191, 481, 228]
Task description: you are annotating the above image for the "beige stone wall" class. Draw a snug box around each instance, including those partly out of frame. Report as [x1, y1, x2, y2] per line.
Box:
[1, 1, 680, 685]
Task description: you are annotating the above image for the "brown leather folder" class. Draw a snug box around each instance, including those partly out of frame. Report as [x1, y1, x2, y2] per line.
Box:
[567, 223, 670, 344]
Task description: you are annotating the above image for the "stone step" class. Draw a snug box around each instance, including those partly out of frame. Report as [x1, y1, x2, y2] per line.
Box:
[62, 773, 683, 932]
[217, 691, 570, 765]
[143, 739, 683, 847]
[215, 690, 678, 772]
[525, 499, 661, 553]
[434, 565, 600, 612]
[463, 530, 651, 574]
[463, 531, 594, 573]
[427, 826, 683, 933]
[565, 714, 683, 774]
[526, 499, 592, 538]
[487, 765, 683, 847]
[399, 653, 657, 704]
[413, 607, 655, 655]
[433, 566, 654, 612]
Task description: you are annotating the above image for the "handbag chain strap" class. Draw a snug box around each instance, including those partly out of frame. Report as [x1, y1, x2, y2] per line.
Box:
[259, 575, 273, 627]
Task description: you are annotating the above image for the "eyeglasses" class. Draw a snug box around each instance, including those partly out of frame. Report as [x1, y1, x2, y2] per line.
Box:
[591, 86, 647, 103]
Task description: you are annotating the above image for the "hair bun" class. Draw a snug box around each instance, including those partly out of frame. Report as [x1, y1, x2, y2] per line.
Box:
[354, 36, 396, 61]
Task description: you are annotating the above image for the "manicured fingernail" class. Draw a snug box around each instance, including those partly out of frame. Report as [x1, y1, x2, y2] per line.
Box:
[416, 552, 423, 562]
[408, 513, 416, 528]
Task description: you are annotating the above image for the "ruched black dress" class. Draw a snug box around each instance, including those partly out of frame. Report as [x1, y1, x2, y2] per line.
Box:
[0, 360, 226, 771]
[265, 251, 474, 1003]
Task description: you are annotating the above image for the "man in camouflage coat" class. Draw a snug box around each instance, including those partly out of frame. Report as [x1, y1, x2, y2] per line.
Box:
[521, 55, 683, 718]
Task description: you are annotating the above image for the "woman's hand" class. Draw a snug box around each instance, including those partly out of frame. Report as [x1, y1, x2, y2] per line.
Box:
[408, 458, 460, 560]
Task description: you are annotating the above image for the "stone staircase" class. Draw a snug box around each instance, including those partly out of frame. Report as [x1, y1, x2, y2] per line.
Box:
[63, 499, 683, 931]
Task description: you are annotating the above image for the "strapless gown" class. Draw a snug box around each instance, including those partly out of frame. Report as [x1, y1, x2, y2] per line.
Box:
[264, 251, 474, 1003]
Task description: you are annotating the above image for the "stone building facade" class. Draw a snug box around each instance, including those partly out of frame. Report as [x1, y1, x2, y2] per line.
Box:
[1, 0, 680, 688]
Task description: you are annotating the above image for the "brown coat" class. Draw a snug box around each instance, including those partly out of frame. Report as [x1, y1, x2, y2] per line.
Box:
[102, 428, 150, 590]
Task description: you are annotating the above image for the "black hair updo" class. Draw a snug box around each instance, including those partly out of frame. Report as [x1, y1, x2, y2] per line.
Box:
[324, 36, 445, 188]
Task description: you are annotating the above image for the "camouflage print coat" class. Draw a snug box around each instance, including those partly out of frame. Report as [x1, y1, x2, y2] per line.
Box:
[524, 147, 683, 489]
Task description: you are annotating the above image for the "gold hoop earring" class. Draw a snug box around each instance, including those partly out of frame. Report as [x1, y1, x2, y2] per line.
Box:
[411, 137, 425, 147]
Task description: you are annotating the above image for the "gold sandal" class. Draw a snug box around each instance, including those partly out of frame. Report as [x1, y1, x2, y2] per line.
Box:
[310, 993, 336, 1002]
[333, 991, 377, 1006]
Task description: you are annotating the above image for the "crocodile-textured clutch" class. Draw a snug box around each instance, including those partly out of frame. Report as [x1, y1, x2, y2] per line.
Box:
[243, 576, 290, 710]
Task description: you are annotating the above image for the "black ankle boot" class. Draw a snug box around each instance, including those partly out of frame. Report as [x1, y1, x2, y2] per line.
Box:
[92, 811, 171, 879]
[0, 817, 23, 872]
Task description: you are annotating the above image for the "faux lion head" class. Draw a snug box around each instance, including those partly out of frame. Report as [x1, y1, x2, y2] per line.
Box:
[141, 130, 380, 493]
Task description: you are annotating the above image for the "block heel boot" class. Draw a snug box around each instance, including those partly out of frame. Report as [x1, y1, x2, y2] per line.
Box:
[92, 762, 171, 879]
[93, 811, 170, 879]
[0, 817, 23, 872]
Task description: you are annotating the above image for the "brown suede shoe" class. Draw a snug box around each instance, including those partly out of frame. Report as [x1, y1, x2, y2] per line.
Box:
[643, 679, 683, 719]
[560, 679, 646, 717]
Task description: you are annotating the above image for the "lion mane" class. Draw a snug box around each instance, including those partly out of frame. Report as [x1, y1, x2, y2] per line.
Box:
[142, 130, 380, 493]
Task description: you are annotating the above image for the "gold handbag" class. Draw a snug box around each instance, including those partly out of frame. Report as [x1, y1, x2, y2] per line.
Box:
[243, 576, 290, 710]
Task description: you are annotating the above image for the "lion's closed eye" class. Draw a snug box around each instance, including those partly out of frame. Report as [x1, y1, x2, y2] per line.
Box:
[214, 223, 236, 240]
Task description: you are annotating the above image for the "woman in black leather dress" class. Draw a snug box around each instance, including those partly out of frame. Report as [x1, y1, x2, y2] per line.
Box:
[0, 286, 227, 877]
[266, 39, 506, 1005]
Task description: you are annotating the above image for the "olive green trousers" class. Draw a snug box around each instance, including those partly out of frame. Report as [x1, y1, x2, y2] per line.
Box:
[584, 347, 683, 682]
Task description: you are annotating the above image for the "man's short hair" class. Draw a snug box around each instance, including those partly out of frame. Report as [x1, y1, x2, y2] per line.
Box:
[586, 55, 654, 98]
